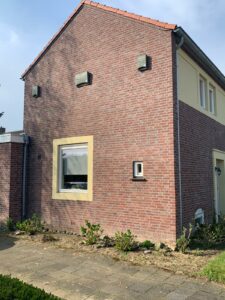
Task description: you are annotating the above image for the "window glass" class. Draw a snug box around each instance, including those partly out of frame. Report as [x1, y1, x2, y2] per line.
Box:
[60, 144, 88, 191]
[209, 85, 215, 114]
[134, 161, 143, 177]
[138, 163, 142, 173]
[199, 77, 206, 109]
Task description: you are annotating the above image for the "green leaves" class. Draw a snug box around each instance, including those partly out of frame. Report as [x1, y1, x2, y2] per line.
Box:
[80, 220, 103, 245]
[0, 274, 60, 300]
[114, 229, 137, 252]
[176, 224, 193, 253]
[16, 214, 44, 235]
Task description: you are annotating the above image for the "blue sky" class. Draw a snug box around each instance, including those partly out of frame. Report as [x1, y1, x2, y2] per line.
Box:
[1, 0, 225, 131]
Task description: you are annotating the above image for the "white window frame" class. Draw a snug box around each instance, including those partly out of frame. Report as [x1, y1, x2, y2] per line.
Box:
[209, 84, 216, 115]
[199, 76, 206, 109]
[58, 143, 88, 194]
[133, 161, 144, 178]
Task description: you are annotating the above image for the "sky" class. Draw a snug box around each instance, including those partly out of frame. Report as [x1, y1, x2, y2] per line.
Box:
[1, 0, 225, 132]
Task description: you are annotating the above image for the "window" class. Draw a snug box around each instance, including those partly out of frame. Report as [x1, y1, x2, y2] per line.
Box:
[52, 136, 93, 201]
[59, 144, 88, 192]
[133, 161, 144, 178]
[209, 84, 216, 114]
[195, 208, 204, 225]
[199, 76, 206, 109]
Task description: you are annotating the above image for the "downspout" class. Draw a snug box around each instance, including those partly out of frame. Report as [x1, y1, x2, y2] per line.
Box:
[173, 28, 184, 233]
[21, 134, 29, 220]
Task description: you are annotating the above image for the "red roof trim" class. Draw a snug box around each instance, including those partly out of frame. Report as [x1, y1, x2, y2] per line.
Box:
[21, 0, 176, 79]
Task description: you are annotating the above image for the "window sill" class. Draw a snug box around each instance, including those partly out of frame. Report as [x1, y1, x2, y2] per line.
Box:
[131, 177, 147, 182]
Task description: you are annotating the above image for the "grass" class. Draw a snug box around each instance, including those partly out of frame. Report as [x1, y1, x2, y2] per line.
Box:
[0, 274, 60, 300]
[201, 251, 225, 283]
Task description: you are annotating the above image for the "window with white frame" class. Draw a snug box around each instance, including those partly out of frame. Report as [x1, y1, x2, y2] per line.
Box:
[59, 144, 88, 192]
[209, 84, 216, 114]
[133, 161, 144, 178]
[199, 76, 207, 109]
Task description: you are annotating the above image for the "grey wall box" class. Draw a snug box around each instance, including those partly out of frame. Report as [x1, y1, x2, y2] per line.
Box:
[32, 85, 41, 98]
[75, 71, 91, 87]
[137, 54, 151, 71]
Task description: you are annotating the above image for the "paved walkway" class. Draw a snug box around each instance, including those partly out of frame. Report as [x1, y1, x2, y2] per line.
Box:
[0, 236, 225, 300]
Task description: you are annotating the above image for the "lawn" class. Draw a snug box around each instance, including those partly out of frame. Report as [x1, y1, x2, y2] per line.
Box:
[201, 251, 225, 284]
[0, 274, 60, 300]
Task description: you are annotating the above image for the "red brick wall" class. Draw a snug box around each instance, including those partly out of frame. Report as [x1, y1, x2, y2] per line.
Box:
[9, 143, 24, 222]
[0, 143, 11, 225]
[179, 101, 225, 227]
[23, 5, 177, 243]
[0, 142, 23, 225]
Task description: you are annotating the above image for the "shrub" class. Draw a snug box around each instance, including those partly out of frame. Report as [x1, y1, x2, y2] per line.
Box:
[176, 225, 193, 253]
[114, 229, 137, 252]
[16, 214, 44, 235]
[99, 235, 115, 248]
[193, 219, 225, 248]
[6, 217, 15, 232]
[139, 240, 155, 250]
[80, 220, 103, 245]
[0, 274, 60, 299]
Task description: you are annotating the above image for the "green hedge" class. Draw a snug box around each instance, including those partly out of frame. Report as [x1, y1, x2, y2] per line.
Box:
[0, 274, 60, 300]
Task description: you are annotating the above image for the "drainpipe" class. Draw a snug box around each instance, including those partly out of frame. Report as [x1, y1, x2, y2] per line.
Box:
[21, 134, 29, 220]
[174, 28, 184, 233]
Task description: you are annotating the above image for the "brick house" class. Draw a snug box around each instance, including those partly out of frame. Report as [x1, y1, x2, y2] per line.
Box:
[1, 0, 225, 245]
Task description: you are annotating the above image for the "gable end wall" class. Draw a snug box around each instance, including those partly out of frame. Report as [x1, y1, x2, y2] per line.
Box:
[24, 5, 178, 244]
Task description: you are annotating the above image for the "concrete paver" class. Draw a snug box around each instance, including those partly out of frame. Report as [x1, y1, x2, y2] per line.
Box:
[0, 236, 224, 300]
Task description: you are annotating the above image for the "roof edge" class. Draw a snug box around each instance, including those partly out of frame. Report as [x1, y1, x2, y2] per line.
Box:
[21, 0, 85, 79]
[21, 0, 176, 79]
[174, 27, 225, 91]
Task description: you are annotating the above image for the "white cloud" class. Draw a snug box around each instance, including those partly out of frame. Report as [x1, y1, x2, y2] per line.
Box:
[9, 29, 20, 45]
[0, 23, 20, 46]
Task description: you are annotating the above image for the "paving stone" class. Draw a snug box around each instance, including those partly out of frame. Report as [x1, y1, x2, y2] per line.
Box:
[200, 282, 225, 296]
[166, 291, 189, 300]
[66, 292, 90, 300]
[152, 269, 171, 281]
[127, 280, 153, 294]
[110, 262, 140, 276]
[219, 292, 225, 299]
[86, 291, 116, 300]
[61, 264, 84, 274]
[83, 278, 111, 291]
[53, 280, 94, 297]
[0, 237, 225, 300]
[113, 288, 144, 300]
[187, 290, 220, 300]
[166, 285, 199, 299]
[131, 268, 158, 281]
[165, 274, 187, 285]
[99, 281, 130, 296]
[145, 283, 176, 298]
[73, 266, 111, 280]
